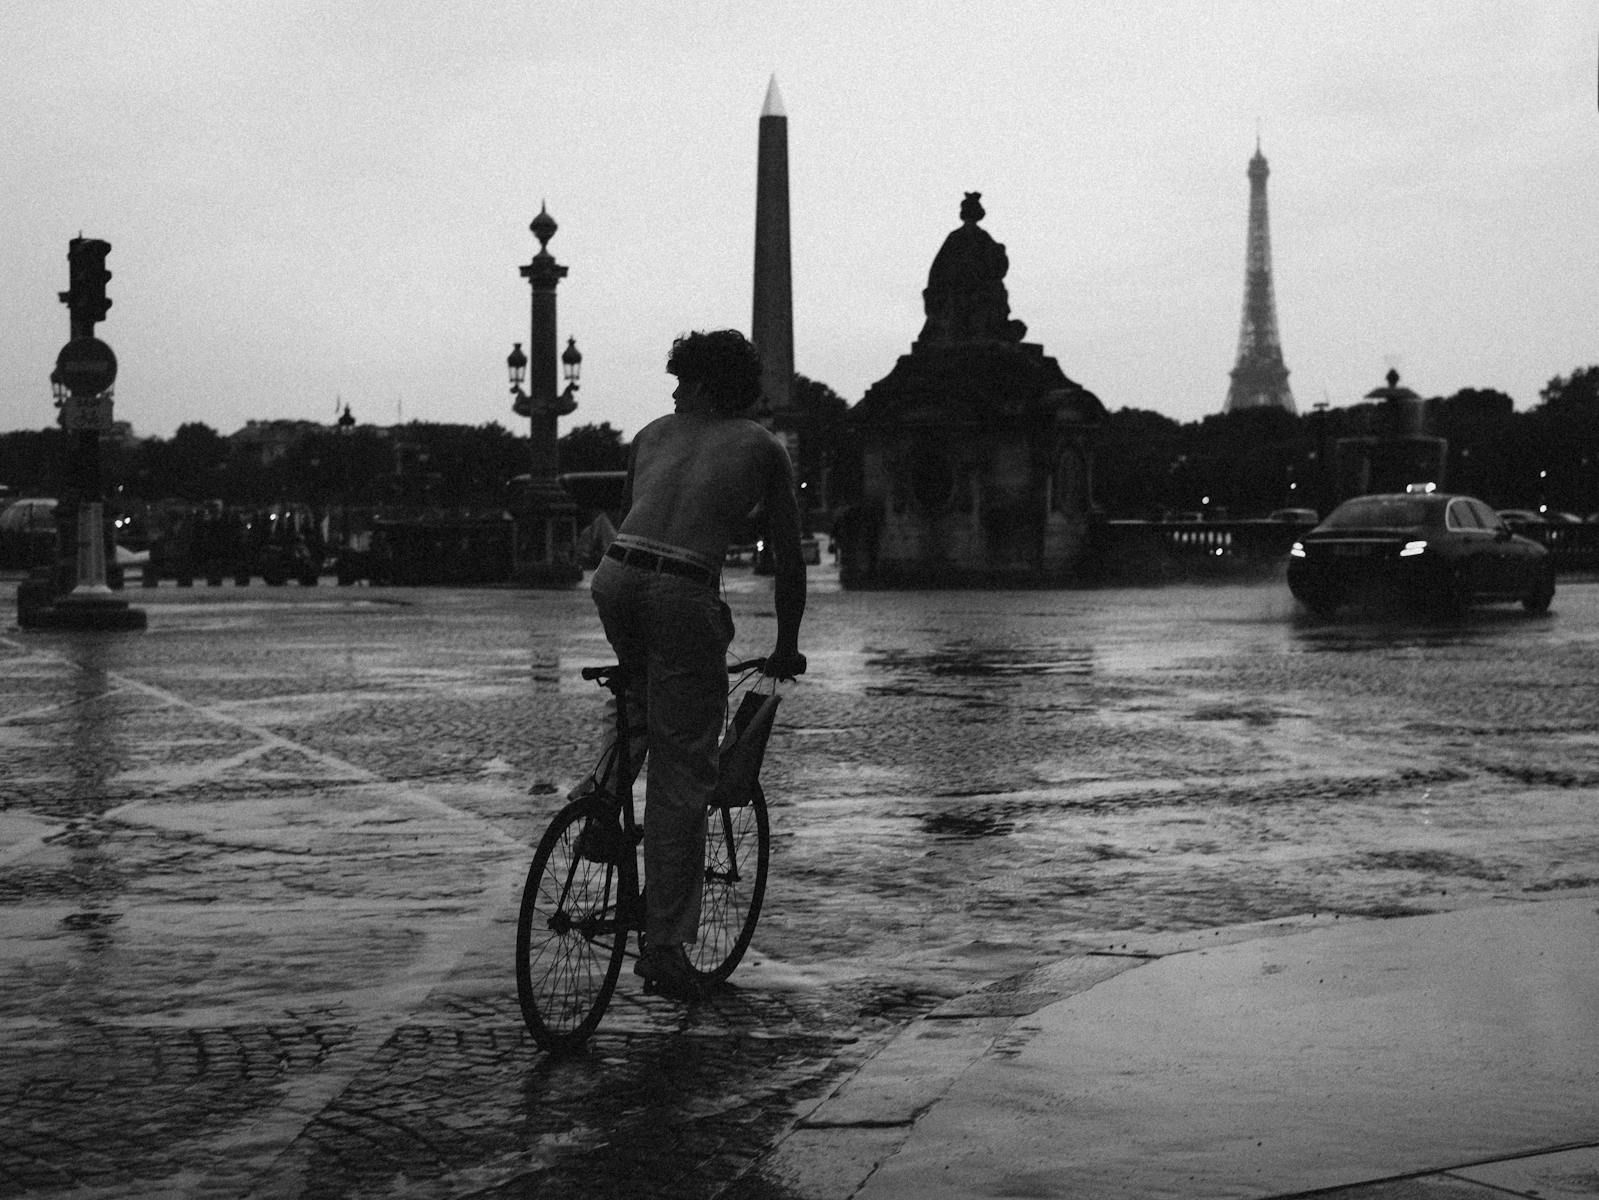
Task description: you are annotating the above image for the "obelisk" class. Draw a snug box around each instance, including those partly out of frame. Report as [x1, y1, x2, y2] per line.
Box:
[752, 75, 793, 419]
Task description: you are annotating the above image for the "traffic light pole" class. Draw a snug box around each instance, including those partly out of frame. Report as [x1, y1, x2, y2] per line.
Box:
[19, 237, 146, 630]
[69, 424, 110, 599]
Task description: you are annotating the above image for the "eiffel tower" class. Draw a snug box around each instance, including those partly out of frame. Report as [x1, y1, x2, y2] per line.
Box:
[1225, 141, 1296, 415]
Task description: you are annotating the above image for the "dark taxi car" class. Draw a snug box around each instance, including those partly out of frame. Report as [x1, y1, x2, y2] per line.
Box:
[1287, 487, 1554, 619]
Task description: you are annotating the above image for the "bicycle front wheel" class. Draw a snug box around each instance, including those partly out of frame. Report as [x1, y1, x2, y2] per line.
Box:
[691, 782, 770, 983]
[517, 799, 633, 1052]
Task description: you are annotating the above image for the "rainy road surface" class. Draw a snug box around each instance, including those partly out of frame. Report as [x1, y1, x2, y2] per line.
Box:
[3, 567, 1598, 1198]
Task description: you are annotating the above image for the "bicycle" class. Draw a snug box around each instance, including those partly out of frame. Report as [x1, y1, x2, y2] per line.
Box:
[516, 657, 785, 1054]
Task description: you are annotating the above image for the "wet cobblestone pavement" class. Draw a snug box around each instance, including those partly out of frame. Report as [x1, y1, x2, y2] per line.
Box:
[3, 568, 1598, 1198]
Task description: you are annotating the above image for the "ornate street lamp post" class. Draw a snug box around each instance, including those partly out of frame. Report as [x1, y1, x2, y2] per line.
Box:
[506, 342, 527, 399]
[562, 336, 584, 394]
[507, 202, 582, 585]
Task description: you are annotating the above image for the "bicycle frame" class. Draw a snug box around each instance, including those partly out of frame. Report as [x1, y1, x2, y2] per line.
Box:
[580, 667, 644, 946]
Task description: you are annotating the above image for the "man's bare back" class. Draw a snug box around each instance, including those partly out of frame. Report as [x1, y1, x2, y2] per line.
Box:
[607, 335, 805, 684]
[619, 409, 799, 568]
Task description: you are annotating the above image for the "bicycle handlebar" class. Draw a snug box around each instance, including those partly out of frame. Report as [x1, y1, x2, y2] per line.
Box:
[730, 656, 807, 678]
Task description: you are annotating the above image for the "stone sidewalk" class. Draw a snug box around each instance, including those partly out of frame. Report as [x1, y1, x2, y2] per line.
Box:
[748, 897, 1599, 1199]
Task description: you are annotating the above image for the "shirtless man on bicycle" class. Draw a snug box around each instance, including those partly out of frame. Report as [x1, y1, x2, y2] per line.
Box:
[588, 329, 806, 1001]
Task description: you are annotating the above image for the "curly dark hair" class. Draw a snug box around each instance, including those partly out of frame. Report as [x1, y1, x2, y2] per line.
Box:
[666, 329, 764, 415]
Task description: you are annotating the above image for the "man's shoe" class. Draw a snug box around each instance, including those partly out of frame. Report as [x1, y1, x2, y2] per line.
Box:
[634, 943, 706, 1002]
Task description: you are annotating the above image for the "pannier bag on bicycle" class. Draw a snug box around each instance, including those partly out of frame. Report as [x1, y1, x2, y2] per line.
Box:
[712, 682, 779, 807]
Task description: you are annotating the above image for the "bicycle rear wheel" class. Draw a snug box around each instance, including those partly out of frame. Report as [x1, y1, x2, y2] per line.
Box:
[690, 781, 770, 983]
[517, 798, 633, 1052]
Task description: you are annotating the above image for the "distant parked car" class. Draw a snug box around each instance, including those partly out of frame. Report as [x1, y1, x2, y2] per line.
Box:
[1267, 508, 1319, 525]
[1288, 488, 1554, 619]
[0, 498, 58, 569]
[146, 500, 247, 585]
[243, 503, 323, 586]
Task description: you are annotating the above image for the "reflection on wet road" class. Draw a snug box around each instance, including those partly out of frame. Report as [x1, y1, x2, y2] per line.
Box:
[3, 574, 1597, 1197]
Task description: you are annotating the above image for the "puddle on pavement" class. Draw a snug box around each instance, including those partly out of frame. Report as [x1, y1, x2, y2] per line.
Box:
[60, 909, 122, 937]
[1187, 701, 1305, 727]
[861, 683, 1010, 706]
[1295, 629, 1491, 654]
[1291, 607, 1545, 654]
[1353, 848, 1509, 880]
[918, 809, 1018, 839]
[143, 598, 414, 634]
[149, 599, 412, 612]
[866, 641, 1095, 679]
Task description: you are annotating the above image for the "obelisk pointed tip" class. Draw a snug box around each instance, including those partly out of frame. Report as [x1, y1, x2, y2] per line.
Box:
[762, 74, 786, 118]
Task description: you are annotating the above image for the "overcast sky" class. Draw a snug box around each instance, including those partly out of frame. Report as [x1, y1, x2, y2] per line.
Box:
[3, 2, 1595, 442]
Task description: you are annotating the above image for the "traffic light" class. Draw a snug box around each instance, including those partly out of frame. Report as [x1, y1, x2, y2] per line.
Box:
[59, 237, 112, 326]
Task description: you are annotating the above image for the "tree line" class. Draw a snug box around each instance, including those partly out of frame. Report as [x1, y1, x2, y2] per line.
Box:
[1092, 367, 1599, 520]
[0, 419, 632, 517]
[2, 367, 1594, 523]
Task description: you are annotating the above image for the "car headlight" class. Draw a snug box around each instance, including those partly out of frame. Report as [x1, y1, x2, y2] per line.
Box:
[1289, 541, 1306, 558]
[1399, 540, 1428, 557]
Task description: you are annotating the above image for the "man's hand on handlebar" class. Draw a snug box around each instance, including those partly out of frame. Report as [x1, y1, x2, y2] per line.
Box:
[762, 650, 807, 680]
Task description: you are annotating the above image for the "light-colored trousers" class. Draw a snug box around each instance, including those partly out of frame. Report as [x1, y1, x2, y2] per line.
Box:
[590, 556, 731, 948]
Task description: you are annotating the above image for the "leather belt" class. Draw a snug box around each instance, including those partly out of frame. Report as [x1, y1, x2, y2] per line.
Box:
[606, 544, 719, 587]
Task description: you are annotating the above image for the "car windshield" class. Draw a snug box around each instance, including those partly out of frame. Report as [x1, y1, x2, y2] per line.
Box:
[1322, 498, 1432, 530]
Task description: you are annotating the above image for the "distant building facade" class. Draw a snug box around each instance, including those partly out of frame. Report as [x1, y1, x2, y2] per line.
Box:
[230, 419, 328, 466]
[838, 194, 1106, 588]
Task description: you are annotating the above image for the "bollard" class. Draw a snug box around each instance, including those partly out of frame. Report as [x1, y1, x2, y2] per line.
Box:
[16, 574, 55, 628]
